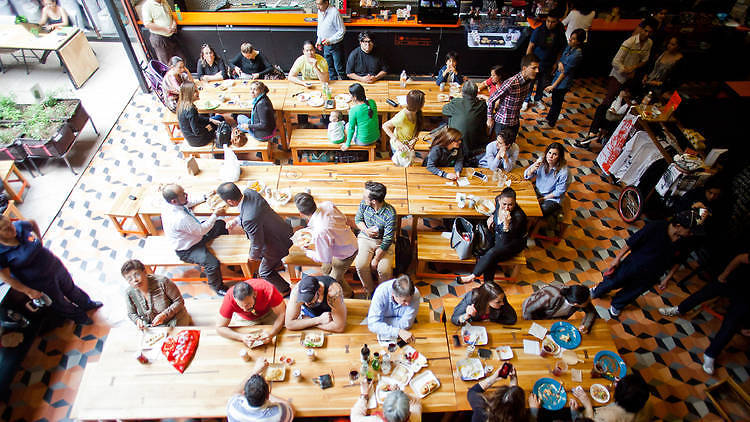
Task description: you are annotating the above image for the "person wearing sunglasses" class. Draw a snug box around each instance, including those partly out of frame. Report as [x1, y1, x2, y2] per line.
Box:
[346, 31, 387, 84]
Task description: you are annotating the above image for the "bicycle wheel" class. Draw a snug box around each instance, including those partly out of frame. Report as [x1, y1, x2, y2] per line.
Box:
[618, 186, 642, 223]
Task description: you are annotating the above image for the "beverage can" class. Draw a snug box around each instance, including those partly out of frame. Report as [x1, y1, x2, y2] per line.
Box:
[135, 351, 149, 364]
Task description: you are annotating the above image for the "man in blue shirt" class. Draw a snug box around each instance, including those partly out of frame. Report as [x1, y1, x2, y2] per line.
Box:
[367, 275, 421, 343]
[523, 11, 566, 112]
[544, 28, 585, 127]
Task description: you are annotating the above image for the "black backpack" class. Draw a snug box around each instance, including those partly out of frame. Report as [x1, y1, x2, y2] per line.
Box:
[215, 121, 232, 148]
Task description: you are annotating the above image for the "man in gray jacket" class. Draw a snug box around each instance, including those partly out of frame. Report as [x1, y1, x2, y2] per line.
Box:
[442, 81, 488, 166]
[218, 182, 293, 295]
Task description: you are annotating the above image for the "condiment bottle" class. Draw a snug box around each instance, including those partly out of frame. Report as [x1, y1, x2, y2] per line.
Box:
[400, 70, 408, 88]
[371, 352, 381, 371]
[361, 344, 370, 363]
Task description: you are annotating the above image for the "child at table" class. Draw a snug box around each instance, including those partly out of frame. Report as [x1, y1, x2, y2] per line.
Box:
[327, 111, 346, 144]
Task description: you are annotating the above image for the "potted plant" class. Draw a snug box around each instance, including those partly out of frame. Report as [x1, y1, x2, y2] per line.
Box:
[17, 102, 75, 158]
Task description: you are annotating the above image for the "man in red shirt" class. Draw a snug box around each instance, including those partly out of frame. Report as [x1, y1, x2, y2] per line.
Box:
[216, 279, 287, 347]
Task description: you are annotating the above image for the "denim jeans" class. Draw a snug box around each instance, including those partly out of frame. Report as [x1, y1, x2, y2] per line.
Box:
[323, 42, 346, 80]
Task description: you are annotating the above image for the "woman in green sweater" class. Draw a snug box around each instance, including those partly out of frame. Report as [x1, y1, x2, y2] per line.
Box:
[342, 83, 379, 150]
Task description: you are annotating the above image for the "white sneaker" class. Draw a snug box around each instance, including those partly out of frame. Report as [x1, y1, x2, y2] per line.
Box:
[609, 305, 621, 317]
[703, 354, 715, 375]
[535, 101, 547, 111]
[659, 306, 680, 317]
[520, 101, 529, 112]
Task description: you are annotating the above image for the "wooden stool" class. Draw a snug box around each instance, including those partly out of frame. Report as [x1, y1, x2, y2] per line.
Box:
[2, 200, 24, 221]
[289, 129, 377, 164]
[162, 111, 183, 143]
[0, 162, 30, 203]
[107, 187, 149, 237]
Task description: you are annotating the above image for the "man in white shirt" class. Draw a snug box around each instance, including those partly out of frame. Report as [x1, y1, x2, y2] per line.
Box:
[141, 0, 185, 65]
[161, 184, 228, 295]
[294, 192, 357, 297]
[315, 0, 346, 80]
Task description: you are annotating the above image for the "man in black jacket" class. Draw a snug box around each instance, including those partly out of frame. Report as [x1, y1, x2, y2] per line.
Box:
[217, 182, 293, 295]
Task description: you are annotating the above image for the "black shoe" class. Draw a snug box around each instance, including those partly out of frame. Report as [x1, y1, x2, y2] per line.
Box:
[83, 301, 104, 311]
[215, 288, 228, 297]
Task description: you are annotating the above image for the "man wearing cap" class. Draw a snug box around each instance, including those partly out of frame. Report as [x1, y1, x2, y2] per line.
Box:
[216, 279, 287, 347]
[284, 275, 347, 333]
[294, 192, 358, 298]
[367, 275, 420, 343]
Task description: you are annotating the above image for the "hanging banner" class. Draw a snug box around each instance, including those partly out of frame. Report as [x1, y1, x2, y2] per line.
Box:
[596, 109, 639, 175]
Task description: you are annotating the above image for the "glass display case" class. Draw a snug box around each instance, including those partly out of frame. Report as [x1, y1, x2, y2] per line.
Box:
[465, 15, 528, 49]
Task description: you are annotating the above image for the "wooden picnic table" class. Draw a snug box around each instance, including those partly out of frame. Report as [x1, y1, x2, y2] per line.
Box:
[195, 79, 289, 147]
[405, 167, 543, 218]
[387, 81, 461, 116]
[70, 325, 276, 421]
[443, 297, 617, 410]
[274, 162, 409, 217]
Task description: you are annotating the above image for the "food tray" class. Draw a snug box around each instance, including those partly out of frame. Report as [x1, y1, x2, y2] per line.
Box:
[409, 370, 440, 398]
[496, 345, 513, 360]
[206, 192, 227, 212]
[300, 331, 325, 348]
[389, 362, 415, 387]
[461, 325, 488, 346]
[246, 330, 266, 349]
[590, 383, 610, 404]
[401, 346, 428, 371]
[457, 358, 485, 381]
[265, 364, 286, 381]
[376, 376, 402, 404]
[475, 199, 495, 216]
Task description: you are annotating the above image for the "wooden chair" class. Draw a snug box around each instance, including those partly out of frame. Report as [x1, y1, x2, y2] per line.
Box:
[106, 187, 149, 237]
[180, 137, 273, 161]
[139, 235, 258, 281]
[2, 200, 24, 221]
[289, 129, 377, 164]
[162, 110, 183, 143]
[416, 231, 527, 282]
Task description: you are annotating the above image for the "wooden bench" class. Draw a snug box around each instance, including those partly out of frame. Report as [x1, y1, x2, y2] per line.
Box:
[289, 129, 377, 164]
[140, 235, 258, 281]
[180, 137, 272, 161]
[416, 231, 527, 281]
[162, 110, 183, 143]
[106, 186, 149, 237]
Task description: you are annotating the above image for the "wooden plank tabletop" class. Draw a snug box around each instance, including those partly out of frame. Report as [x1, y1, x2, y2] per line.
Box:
[443, 298, 616, 410]
[271, 323, 456, 417]
[274, 163, 409, 216]
[108, 186, 145, 217]
[282, 80, 390, 115]
[386, 81, 460, 116]
[0, 24, 77, 50]
[70, 325, 276, 420]
[405, 167, 542, 218]
[195, 79, 288, 114]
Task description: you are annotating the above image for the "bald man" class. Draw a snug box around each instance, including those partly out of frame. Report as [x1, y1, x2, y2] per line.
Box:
[161, 184, 229, 295]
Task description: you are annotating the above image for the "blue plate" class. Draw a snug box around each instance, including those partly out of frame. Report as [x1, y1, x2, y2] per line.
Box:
[593, 350, 627, 381]
[550, 321, 581, 349]
[533, 377, 567, 411]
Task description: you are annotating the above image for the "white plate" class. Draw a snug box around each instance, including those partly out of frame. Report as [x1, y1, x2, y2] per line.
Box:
[376, 377, 402, 404]
[297, 93, 311, 102]
[335, 101, 349, 111]
[389, 362, 415, 387]
[308, 97, 325, 107]
[461, 325, 488, 346]
[496, 345, 513, 360]
[409, 370, 440, 398]
[590, 383, 610, 403]
[402, 345, 428, 371]
[334, 93, 351, 103]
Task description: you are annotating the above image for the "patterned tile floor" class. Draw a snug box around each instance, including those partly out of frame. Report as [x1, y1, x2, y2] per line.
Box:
[1, 78, 748, 421]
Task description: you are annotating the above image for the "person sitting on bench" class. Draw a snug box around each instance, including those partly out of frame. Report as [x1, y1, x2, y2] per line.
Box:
[367, 275, 420, 344]
[284, 275, 346, 333]
[451, 281, 517, 326]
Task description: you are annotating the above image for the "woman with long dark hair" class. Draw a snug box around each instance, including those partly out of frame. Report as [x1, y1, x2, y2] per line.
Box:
[522, 284, 597, 333]
[524, 142, 568, 217]
[342, 83, 379, 151]
[383, 89, 424, 166]
[196, 44, 228, 81]
[468, 366, 536, 422]
[451, 281, 517, 325]
[176, 81, 223, 147]
[425, 127, 464, 180]
[458, 188, 527, 284]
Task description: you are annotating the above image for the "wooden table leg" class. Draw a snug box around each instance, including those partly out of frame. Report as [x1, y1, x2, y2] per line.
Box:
[139, 213, 158, 235]
[368, 148, 375, 162]
[2, 163, 29, 203]
[276, 111, 288, 150]
[291, 148, 300, 164]
[108, 215, 126, 236]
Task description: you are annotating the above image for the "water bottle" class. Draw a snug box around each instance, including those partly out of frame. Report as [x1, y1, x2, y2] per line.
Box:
[400, 70, 407, 88]
[642, 91, 653, 106]
[174, 4, 182, 20]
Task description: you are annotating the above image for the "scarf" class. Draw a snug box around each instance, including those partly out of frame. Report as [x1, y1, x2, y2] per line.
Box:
[250, 93, 266, 125]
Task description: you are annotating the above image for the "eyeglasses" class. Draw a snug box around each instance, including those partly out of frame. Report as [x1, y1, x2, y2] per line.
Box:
[360, 39, 373, 44]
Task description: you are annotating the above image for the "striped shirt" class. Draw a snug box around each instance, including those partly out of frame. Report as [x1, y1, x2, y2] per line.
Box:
[610, 35, 653, 84]
[354, 200, 397, 251]
[486, 72, 531, 127]
[226, 395, 293, 422]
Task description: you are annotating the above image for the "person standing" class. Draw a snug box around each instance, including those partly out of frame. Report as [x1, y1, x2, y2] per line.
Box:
[161, 184, 229, 296]
[582, 18, 656, 145]
[141, 0, 185, 65]
[293, 193, 358, 298]
[544, 28, 585, 127]
[486, 54, 539, 143]
[217, 183, 294, 296]
[354, 181, 397, 296]
[315, 0, 346, 80]
[442, 81, 488, 165]
[0, 216, 102, 325]
[522, 10, 566, 112]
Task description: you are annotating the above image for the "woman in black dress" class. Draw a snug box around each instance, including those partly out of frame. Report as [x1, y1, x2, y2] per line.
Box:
[176, 81, 223, 147]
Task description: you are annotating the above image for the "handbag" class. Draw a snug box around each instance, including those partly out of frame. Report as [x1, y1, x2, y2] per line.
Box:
[450, 217, 474, 260]
[214, 121, 232, 148]
[472, 220, 493, 256]
[230, 128, 247, 147]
